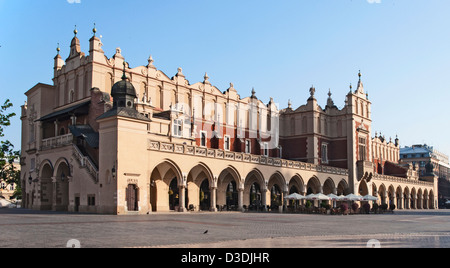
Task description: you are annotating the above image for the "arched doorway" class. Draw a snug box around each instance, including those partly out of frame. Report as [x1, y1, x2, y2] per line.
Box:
[270, 184, 282, 209]
[187, 164, 214, 211]
[250, 182, 262, 209]
[378, 184, 387, 205]
[358, 180, 369, 196]
[268, 173, 285, 209]
[244, 169, 265, 210]
[217, 167, 241, 210]
[169, 178, 179, 211]
[306, 176, 321, 194]
[39, 162, 53, 210]
[150, 161, 183, 212]
[54, 159, 70, 211]
[323, 178, 335, 195]
[337, 179, 349, 196]
[199, 179, 211, 211]
[226, 181, 238, 208]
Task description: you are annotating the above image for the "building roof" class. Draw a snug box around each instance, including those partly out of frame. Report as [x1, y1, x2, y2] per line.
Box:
[38, 100, 90, 122]
[68, 125, 99, 148]
[400, 145, 431, 155]
[97, 107, 151, 122]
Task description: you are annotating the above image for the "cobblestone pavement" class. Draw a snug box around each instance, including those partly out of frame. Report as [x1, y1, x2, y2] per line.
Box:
[1, 208, 449, 248]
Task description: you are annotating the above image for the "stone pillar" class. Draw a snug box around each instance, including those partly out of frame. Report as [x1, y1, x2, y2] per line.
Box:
[210, 187, 217, 212]
[178, 185, 186, 212]
[262, 189, 267, 211]
[51, 176, 57, 211]
[238, 188, 244, 212]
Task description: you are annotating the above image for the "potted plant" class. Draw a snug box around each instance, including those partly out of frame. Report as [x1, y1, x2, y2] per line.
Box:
[340, 203, 349, 215]
[372, 203, 379, 214]
[351, 202, 359, 214]
[362, 203, 371, 214]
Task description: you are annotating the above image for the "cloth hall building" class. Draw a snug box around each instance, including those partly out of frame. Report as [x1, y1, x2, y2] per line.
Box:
[20, 28, 438, 214]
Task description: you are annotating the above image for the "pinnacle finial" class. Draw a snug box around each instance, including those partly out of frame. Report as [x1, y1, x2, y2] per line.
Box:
[93, 23, 97, 36]
[56, 43, 60, 55]
[122, 61, 127, 80]
[74, 25, 78, 36]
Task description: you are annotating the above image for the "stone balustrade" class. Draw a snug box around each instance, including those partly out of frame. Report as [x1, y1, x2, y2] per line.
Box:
[148, 140, 349, 176]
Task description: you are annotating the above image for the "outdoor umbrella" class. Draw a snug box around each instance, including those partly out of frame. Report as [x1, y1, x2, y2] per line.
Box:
[328, 194, 343, 201]
[362, 194, 378, 201]
[284, 193, 305, 200]
[305, 193, 331, 200]
[343, 194, 363, 201]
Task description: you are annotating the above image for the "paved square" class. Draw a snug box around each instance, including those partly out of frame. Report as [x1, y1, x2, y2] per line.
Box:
[1, 208, 449, 248]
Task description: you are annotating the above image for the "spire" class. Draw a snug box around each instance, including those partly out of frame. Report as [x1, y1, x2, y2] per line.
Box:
[356, 70, 364, 93]
[68, 25, 81, 59]
[308, 85, 316, 100]
[121, 61, 127, 80]
[250, 87, 257, 99]
[326, 88, 336, 108]
[203, 72, 210, 84]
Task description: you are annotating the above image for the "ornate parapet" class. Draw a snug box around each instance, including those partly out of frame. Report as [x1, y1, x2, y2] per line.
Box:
[147, 140, 349, 176]
[373, 173, 434, 187]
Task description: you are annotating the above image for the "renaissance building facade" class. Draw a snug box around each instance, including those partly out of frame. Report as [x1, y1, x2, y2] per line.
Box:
[20, 28, 438, 214]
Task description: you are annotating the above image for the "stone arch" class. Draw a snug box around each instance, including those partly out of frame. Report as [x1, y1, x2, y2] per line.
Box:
[306, 176, 321, 194]
[429, 189, 435, 209]
[403, 187, 410, 209]
[217, 166, 242, 209]
[388, 185, 395, 207]
[323, 178, 336, 195]
[39, 161, 54, 210]
[423, 189, 429, 209]
[337, 179, 349, 195]
[243, 169, 266, 208]
[371, 183, 378, 196]
[53, 158, 70, 211]
[358, 179, 369, 196]
[289, 174, 305, 195]
[268, 172, 287, 208]
[150, 160, 183, 212]
[378, 184, 387, 205]
[187, 163, 215, 211]
[417, 188, 423, 209]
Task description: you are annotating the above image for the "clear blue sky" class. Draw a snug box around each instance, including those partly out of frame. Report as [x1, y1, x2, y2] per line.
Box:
[1, 0, 449, 157]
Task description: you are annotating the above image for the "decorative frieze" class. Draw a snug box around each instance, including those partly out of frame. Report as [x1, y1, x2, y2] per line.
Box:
[147, 139, 349, 176]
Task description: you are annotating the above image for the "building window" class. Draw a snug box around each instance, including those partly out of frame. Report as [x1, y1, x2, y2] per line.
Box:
[224, 135, 230, 151]
[359, 137, 366, 161]
[263, 142, 269, 157]
[88, 195, 95, 206]
[200, 131, 207, 147]
[173, 119, 183, 137]
[321, 143, 328, 164]
[245, 140, 251, 154]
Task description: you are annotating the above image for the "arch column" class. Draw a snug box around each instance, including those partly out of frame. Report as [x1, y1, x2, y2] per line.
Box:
[210, 175, 218, 212]
[178, 174, 187, 212]
[262, 189, 268, 211]
[238, 188, 244, 211]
